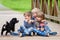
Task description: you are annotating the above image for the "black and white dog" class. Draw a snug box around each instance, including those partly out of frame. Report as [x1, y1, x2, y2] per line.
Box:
[1, 18, 19, 35]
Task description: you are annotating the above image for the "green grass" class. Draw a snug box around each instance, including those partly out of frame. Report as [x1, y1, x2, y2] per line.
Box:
[1, 0, 60, 12]
[0, 0, 2, 4]
[58, 0, 60, 10]
[1, 0, 31, 12]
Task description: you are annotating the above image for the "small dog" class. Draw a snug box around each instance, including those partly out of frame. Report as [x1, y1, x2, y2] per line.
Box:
[1, 18, 19, 35]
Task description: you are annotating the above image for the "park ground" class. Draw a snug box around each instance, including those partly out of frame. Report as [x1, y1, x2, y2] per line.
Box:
[0, 10, 60, 40]
[0, 0, 60, 40]
[0, 4, 60, 40]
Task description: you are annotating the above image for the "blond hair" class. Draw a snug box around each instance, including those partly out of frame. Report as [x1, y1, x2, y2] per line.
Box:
[31, 8, 41, 13]
[37, 12, 45, 20]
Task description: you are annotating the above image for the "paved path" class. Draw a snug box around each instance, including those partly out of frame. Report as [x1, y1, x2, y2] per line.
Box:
[0, 4, 60, 40]
[0, 4, 11, 11]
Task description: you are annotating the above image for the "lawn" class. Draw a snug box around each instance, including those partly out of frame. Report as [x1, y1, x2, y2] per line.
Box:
[1, 0, 60, 12]
[1, 0, 31, 12]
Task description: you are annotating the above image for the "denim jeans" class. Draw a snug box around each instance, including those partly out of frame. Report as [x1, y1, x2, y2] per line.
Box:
[43, 26, 57, 35]
[11, 26, 57, 36]
[19, 26, 49, 36]
[18, 26, 34, 36]
[33, 29, 48, 36]
[11, 32, 20, 36]
[45, 26, 51, 33]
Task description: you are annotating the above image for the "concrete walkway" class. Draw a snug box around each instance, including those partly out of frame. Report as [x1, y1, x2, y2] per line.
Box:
[0, 4, 60, 40]
[0, 4, 11, 11]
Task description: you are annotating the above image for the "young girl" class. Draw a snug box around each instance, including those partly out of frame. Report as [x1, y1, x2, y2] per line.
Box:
[31, 8, 41, 35]
[34, 12, 57, 36]
[34, 12, 49, 36]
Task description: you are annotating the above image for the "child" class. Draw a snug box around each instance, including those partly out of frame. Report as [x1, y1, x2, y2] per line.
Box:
[37, 13, 47, 32]
[34, 12, 57, 36]
[31, 8, 41, 20]
[18, 11, 36, 37]
[31, 8, 41, 35]
[34, 13, 49, 36]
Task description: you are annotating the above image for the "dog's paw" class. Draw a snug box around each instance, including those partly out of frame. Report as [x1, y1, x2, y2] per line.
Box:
[3, 26, 6, 29]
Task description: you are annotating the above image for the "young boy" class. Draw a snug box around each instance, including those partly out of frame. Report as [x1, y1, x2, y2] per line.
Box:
[18, 11, 36, 37]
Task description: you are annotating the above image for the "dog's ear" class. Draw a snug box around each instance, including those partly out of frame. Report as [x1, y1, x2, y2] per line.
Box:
[10, 18, 19, 23]
[12, 18, 17, 20]
[10, 18, 17, 21]
[14, 18, 17, 21]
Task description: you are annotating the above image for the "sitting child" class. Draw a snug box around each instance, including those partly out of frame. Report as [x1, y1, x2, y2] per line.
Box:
[34, 12, 57, 37]
[17, 11, 35, 37]
[34, 13, 49, 36]
[31, 8, 41, 35]
[11, 11, 35, 36]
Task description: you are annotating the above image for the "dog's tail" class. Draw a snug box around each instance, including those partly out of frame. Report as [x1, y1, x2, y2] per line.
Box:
[2, 21, 9, 28]
[2, 24, 6, 28]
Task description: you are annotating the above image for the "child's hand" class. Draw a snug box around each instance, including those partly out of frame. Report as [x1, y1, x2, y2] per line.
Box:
[37, 28, 40, 30]
[40, 28, 45, 31]
[28, 20, 32, 24]
[25, 19, 29, 22]
[28, 20, 35, 24]
[31, 20, 34, 22]
[41, 20, 48, 25]
[41, 20, 46, 22]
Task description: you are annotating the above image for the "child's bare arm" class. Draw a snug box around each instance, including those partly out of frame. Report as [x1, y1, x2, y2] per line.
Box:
[41, 20, 46, 22]
[41, 20, 48, 25]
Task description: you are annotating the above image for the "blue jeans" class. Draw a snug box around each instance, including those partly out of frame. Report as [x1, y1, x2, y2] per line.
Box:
[19, 26, 51, 36]
[44, 26, 57, 35]
[18, 26, 34, 36]
[11, 26, 25, 36]
[11, 32, 20, 36]
[33, 29, 48, 36]
[45, 26, 51, 33]
[18, 26, 25, 33]
[11, 26, 57, 36]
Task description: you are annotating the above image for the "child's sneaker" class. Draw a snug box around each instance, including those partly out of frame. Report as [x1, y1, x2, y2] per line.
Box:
[21, 33, 26, 37]
[49, 32, 57, 36]
[46, 33, 49, 37]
